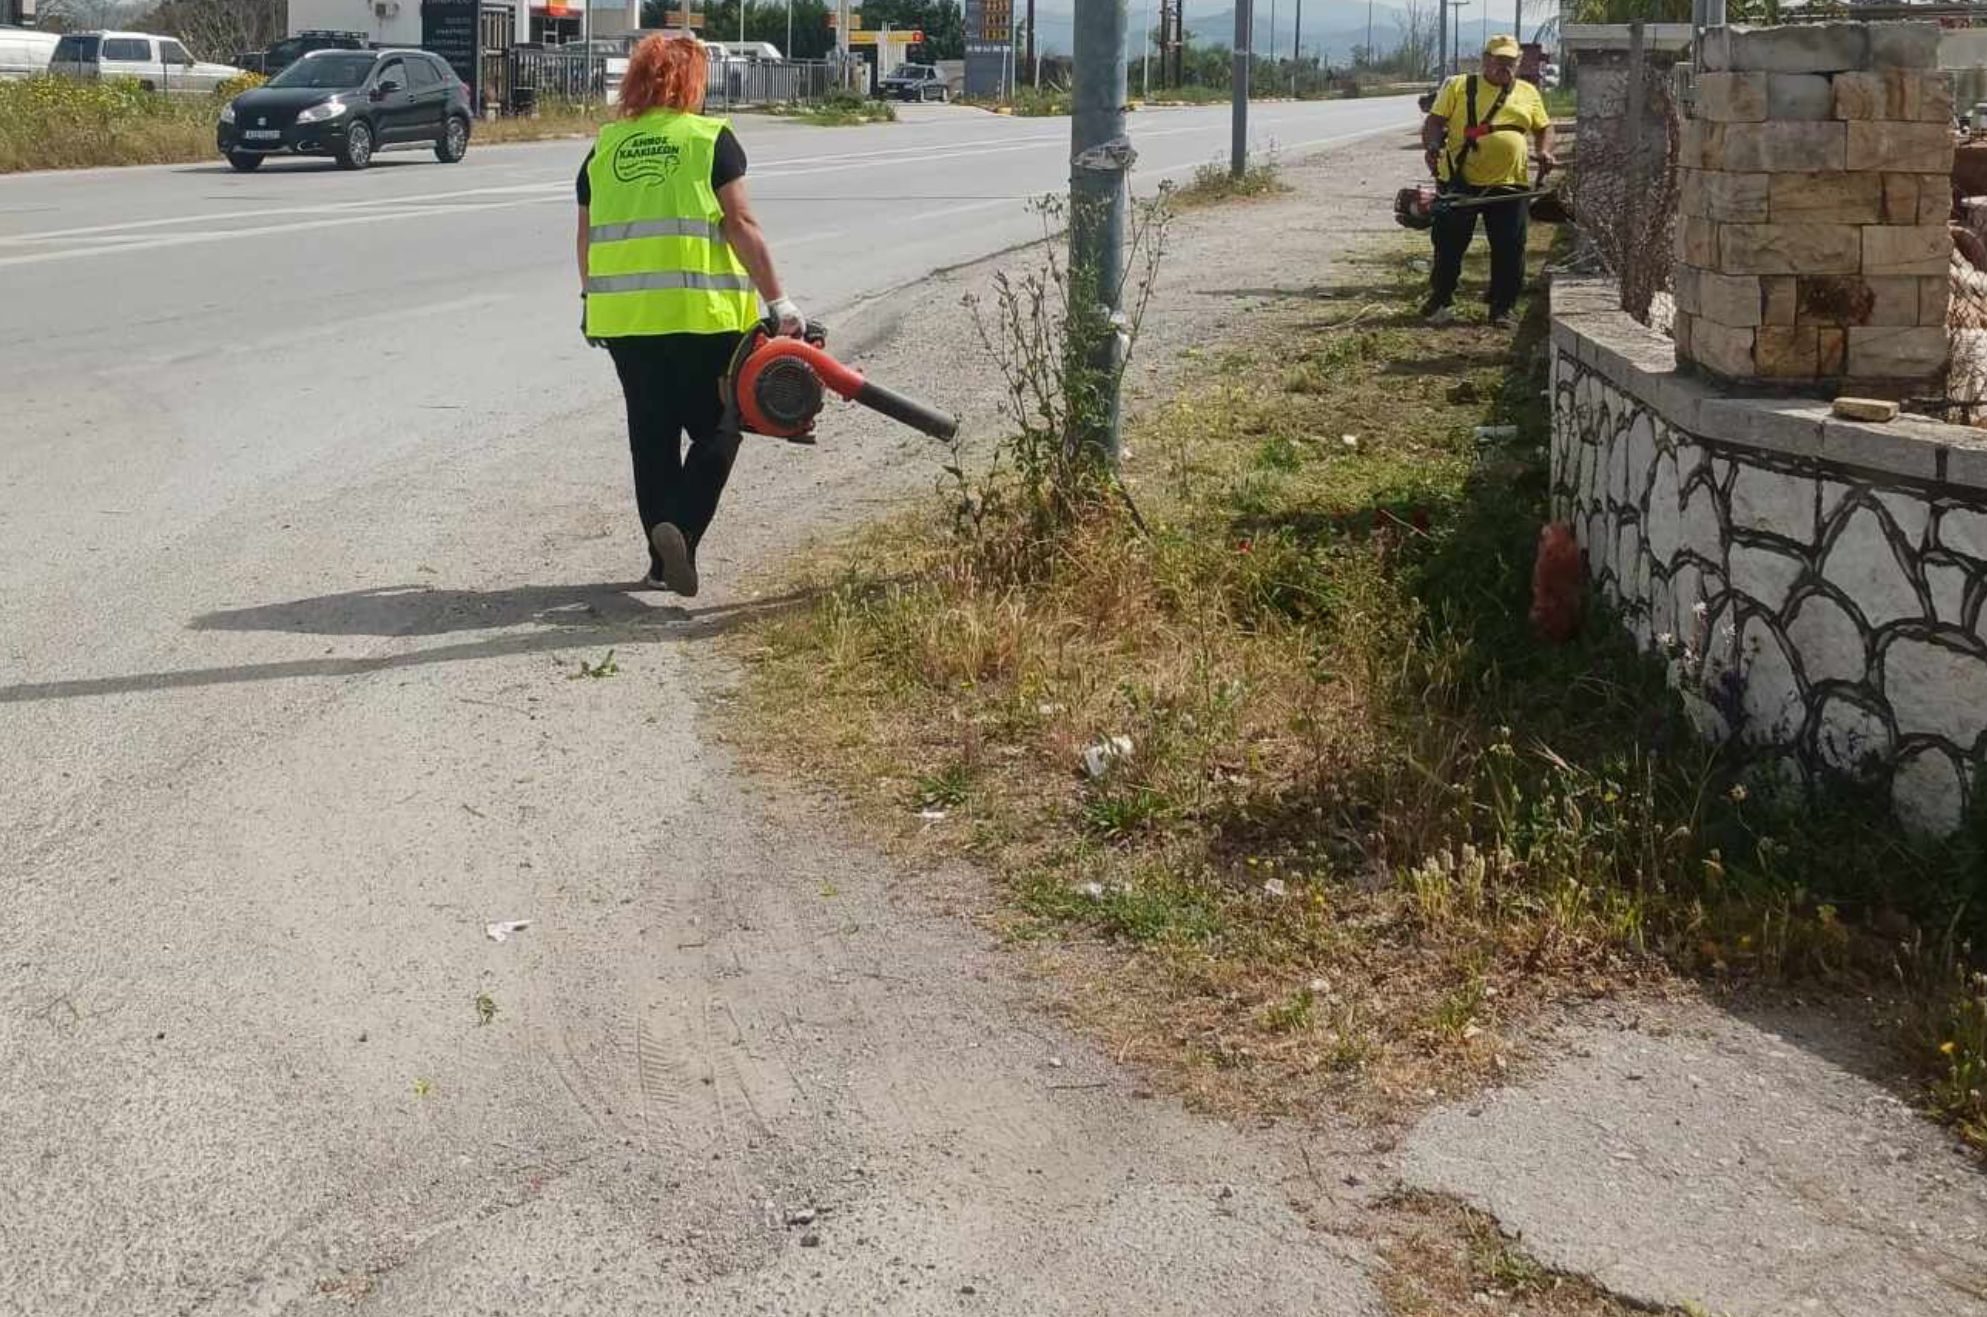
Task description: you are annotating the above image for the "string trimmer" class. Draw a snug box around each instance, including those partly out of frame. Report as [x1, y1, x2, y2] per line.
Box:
[1393, 181, 1556, 230]
[721, 318, 958, 444]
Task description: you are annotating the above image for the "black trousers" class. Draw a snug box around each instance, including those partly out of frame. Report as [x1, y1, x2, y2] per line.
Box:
[1428, 186, 1529, 314]
[605, 332, 744, 573]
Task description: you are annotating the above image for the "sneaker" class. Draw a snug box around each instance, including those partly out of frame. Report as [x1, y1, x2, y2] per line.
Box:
[648, 522, 699, 598]
[1422, 301, 1457, 325]
[1488, 308, 1516, 329]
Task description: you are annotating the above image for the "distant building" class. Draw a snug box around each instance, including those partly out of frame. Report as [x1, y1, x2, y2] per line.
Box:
[3, 0, 36, 26]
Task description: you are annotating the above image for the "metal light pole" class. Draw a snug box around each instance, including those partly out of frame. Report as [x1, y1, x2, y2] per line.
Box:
[1293, 0, 1303, 93]
[1143, 0, 1152, 97]
[1070, 0, 1131, 464]
[1436, 0, 1446, 79]
[786, 0, 792, 59]
[1230, 0, 1250, 177]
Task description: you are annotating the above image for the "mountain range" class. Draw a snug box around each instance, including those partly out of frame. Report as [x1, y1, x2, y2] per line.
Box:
[1019, 1, 1543, 63]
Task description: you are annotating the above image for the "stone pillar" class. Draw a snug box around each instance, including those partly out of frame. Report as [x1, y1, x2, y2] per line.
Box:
[1673, 22, 1955, 392]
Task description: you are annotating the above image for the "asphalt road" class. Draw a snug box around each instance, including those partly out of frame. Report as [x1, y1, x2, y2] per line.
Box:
[0, 99, 1413, 1315]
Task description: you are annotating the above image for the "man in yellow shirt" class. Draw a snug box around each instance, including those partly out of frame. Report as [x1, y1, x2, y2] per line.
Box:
[1419, 35, 1557, 328]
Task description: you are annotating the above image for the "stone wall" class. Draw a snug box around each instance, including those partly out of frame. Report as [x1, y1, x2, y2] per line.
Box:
[1553, 278, 1987, 833]
[1676, 22, 1955, 389]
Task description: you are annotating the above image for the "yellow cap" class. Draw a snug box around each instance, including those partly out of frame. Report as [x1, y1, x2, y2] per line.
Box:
[1484, 34, 1522, 58]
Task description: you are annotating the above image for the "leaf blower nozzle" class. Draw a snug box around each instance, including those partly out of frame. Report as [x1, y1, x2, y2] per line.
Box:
[722, 319, 958, 444]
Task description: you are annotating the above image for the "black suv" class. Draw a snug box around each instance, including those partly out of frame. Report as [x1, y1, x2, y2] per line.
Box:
[217, 48, 472, 172]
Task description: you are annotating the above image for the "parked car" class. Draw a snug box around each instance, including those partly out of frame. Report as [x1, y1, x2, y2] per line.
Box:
[236, 30, 369, 78]
[876, 63, 947, 103]
[217, 48, 472, 172]
[0, 25, 59, 80]
[49, 31, 242, 94]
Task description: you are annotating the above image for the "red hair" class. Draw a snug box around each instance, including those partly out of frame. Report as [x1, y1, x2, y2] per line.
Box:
[620, 33, 708, 117]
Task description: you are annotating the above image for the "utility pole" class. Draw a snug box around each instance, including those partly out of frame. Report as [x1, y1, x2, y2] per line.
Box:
[1231, 0, 1250, 177]
[1070, 0, 1131, 464]
[1025, 0, 1036, 88]
[1144, 0, 1153, 97]
[1293, 0, 1302, 93]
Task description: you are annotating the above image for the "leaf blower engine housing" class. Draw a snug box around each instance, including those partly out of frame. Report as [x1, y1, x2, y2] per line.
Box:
[722, 318, 958, 445]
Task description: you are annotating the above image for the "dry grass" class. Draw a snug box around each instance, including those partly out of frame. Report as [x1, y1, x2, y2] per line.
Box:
[727, 233, 1987, 1145]
[1167, 153, 1287, 209]
[1376, 1191, 1687, 1316]
[0, 77, 218, 172]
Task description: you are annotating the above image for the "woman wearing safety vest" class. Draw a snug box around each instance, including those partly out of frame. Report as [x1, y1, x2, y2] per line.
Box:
[1418, 35, 1558, 329]
[575, 34, 803, 597]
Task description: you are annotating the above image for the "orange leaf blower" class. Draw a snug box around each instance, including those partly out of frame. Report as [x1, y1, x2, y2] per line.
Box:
[721, 318, 958, 445]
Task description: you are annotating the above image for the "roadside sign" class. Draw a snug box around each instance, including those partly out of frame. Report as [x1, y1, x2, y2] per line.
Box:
[849, 29, 920, 44]
[826, 11, 863, 27]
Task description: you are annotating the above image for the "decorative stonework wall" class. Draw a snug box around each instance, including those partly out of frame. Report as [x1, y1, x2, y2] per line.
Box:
[1553, 279, 1987, 833]
[1676, 21, 1955, 388]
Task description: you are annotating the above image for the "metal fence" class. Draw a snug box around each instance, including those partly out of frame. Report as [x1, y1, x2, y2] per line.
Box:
[503, 49, 837, 115]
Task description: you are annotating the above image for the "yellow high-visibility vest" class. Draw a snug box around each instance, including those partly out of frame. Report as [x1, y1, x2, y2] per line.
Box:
[585, 111, 758, 337]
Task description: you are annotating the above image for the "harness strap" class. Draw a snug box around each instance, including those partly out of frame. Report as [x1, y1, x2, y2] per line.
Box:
[1449, 74, 1520, 179]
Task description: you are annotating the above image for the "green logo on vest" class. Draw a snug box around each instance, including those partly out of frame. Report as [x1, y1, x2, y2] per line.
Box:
[612, 132, 681, 184]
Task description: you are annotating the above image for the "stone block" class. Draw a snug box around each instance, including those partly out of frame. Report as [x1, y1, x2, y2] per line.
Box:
[1845, 121, 1954, 175]
[1882, 173, 1918, 225]
[1718, 222, 1862, 275]
[1694, 170, 1771, 223]
[1868, 21, 1942, 70]
[1729, 462, 1817, 539]
[1720, 121, 1846, 173]
[1696, 396, 1825, 457]
[1820, 413, 1944, 478]
[1796, 275, 1919, 327]
[1768, 171, 1881, 224]
[1698, 25, 1735, 73]
[1762, 275, 1798, 325]
[1789, 591, 1869, 684]
[1919, 174, 1954, 225]
[1827, 505, 1920, 625]
[1885, 638, 1987, 745]
[1673, 309, 1695, 362]
[1678, 120, 1721, 171]
[1756, 324, 1821, 377]
[1832, 71, 1886, 121]
[1696, 71, 1768, 122]
[1812, 691, 1892, 775]
[1731, 543, 1808, 615]
[1894, 747, 1966, 836]
[1767, 72, 1834, 120]
[1917, 71, 1956, 123]
[1863, 224, 1952, 276]
[1833, 69, 1953, 121]
[1680, 267, 1764, 327]
[1923, 275, 1952, 326]
[1832, 396, 1900, 422]
[1820, 326, 1847, 374]
[1849, 325, 1950, 379]
[1691, 318, 1757, 378]
[1728, 23, 1869, 74]
[1677, 215, 1719, 267]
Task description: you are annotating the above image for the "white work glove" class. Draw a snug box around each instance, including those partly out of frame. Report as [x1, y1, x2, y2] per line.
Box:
[768, 296, 805, 338]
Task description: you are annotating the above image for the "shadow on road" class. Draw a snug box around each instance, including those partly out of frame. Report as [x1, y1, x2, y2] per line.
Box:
[0, 585, 818, 705]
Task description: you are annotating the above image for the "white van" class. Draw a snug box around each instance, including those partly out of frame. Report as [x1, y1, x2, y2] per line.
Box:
[49, 31, 242, 94]
[0, 25, 59, 80]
